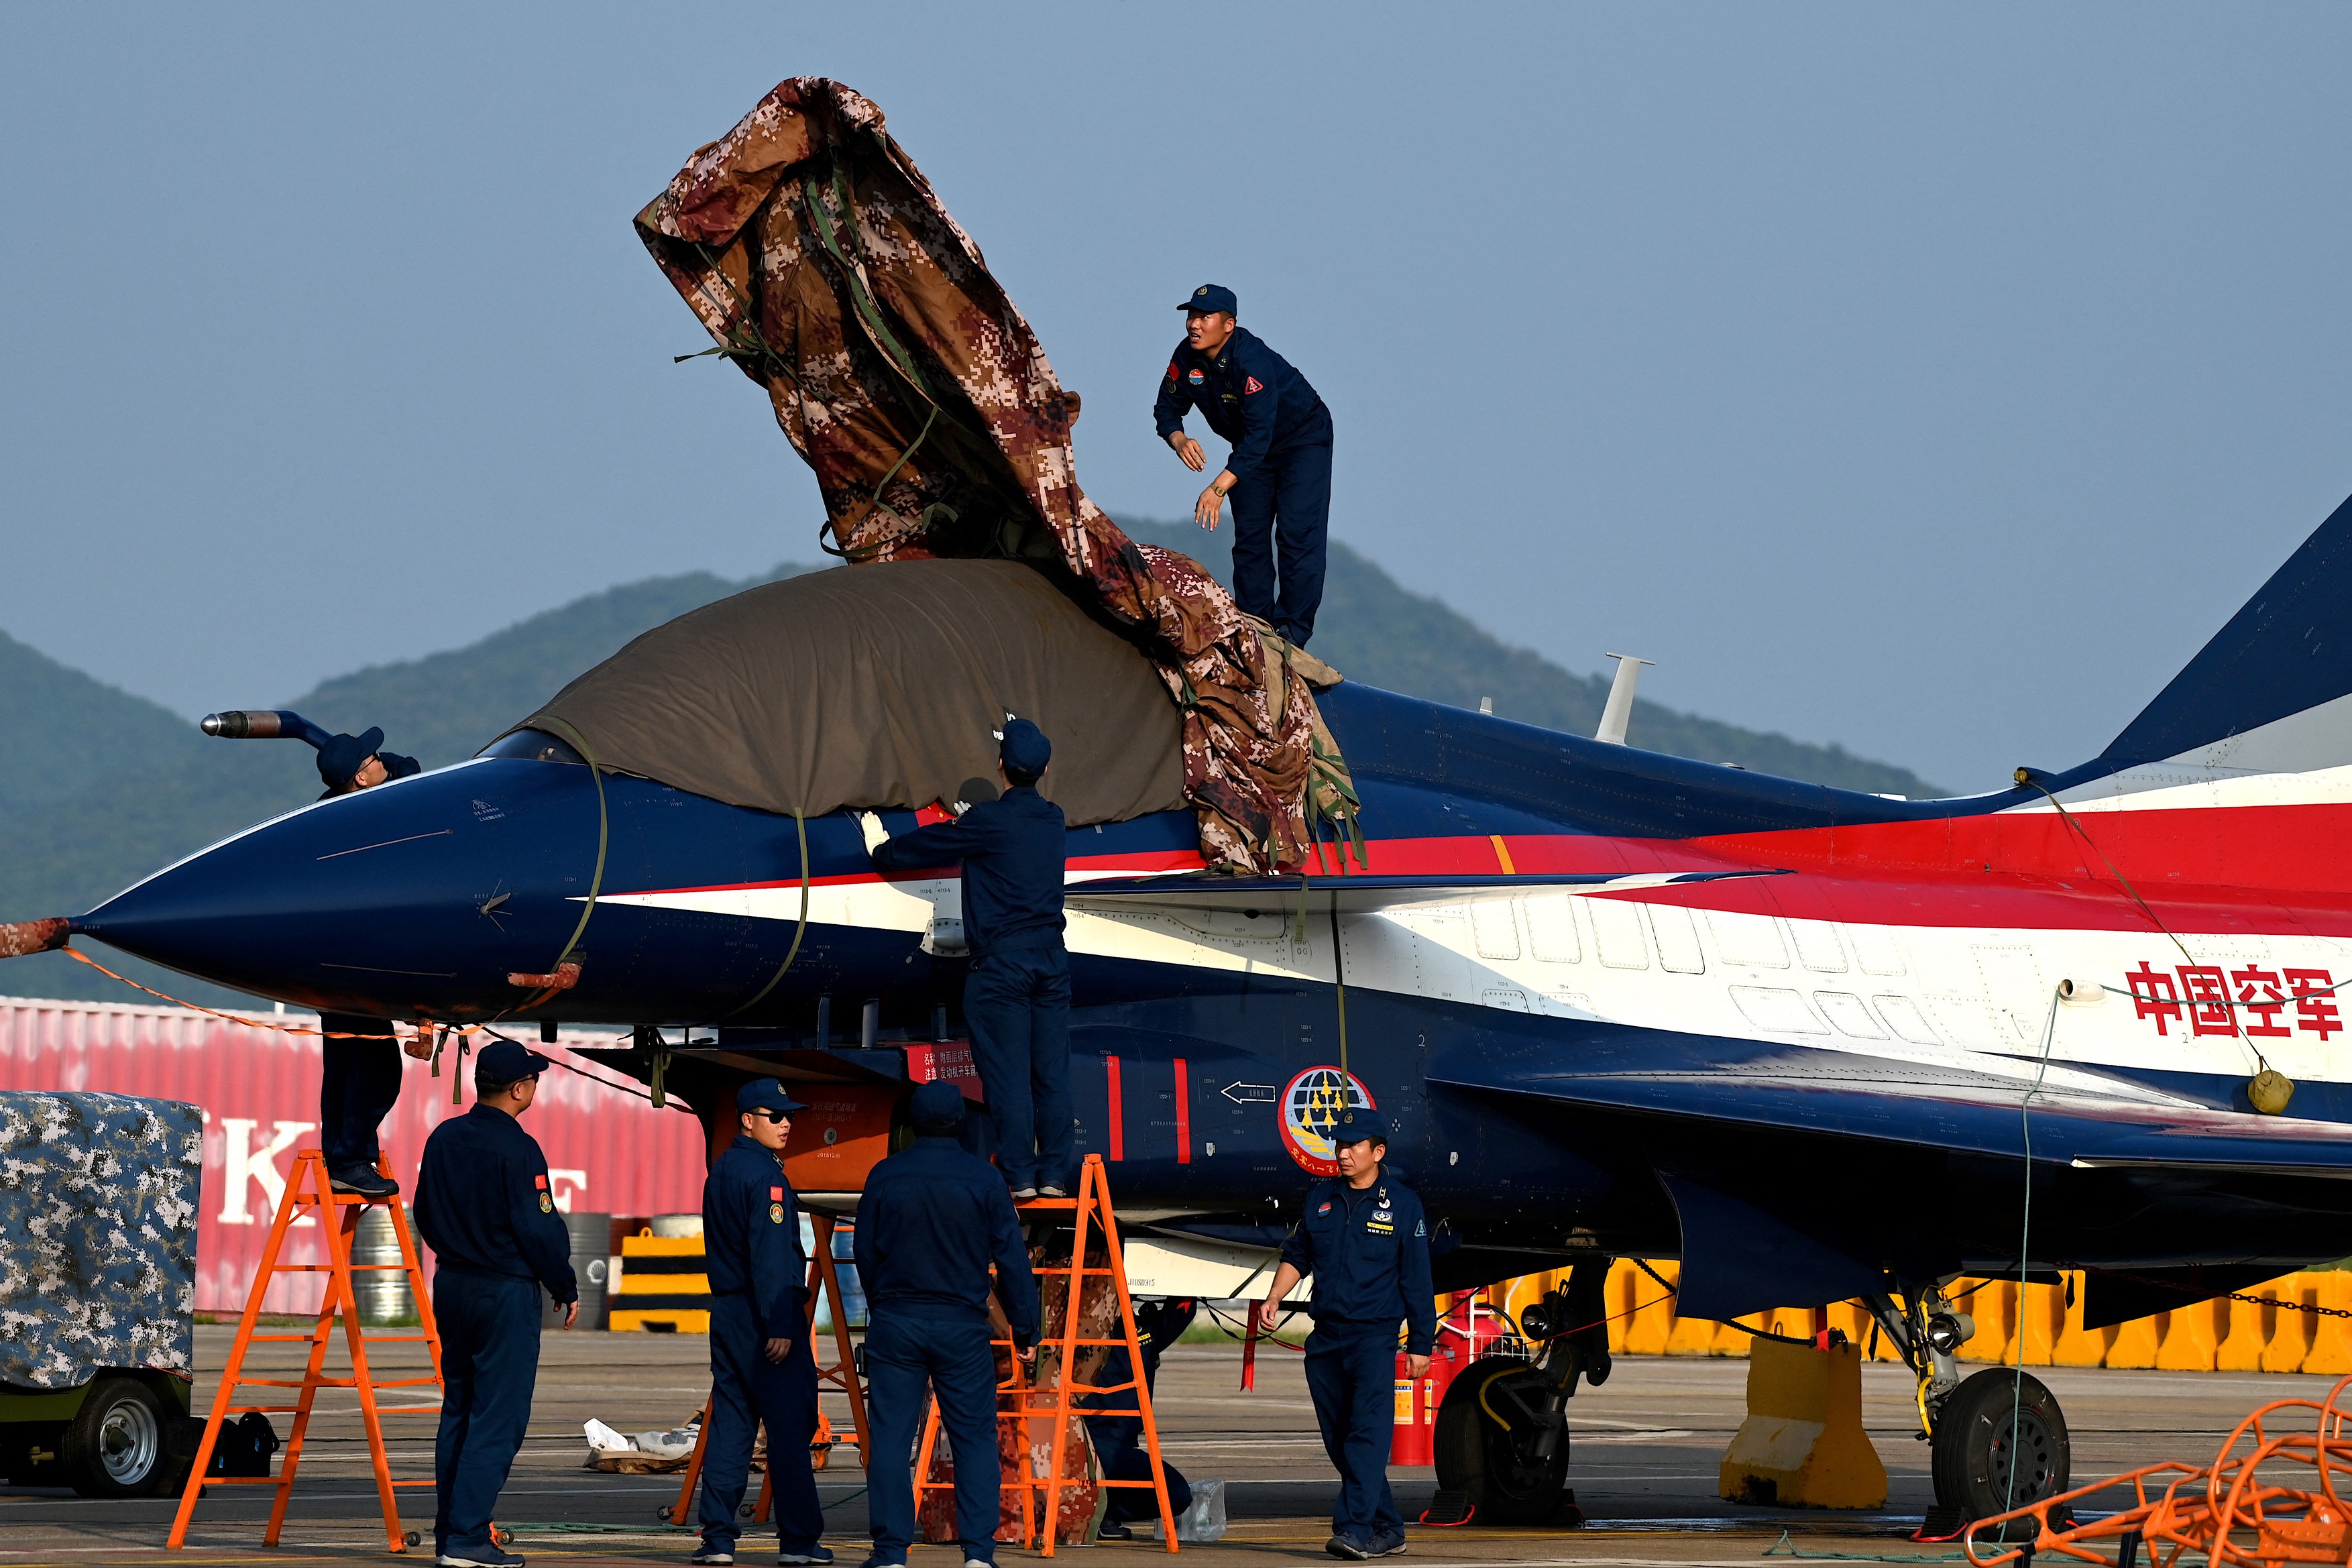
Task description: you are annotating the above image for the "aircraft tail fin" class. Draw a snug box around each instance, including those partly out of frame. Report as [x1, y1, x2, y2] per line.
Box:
[2101, 491, 2352, 775]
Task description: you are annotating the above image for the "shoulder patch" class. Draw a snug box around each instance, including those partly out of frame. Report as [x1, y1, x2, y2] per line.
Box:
[770, 1186, 784, 1200]
[1166, 360, 1179, 382]
[1244, 375, 1264, 394]
[533, 1174, 549, 1190]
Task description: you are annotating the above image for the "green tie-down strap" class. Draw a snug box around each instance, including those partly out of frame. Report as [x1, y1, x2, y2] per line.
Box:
[1304, 724, 1367, 875]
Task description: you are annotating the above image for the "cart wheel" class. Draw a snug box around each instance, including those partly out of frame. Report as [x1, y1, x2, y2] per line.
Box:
[658, 1504, 674, 1522]
[740, 1504, 754, 1519]
[492, 1526, 512, 1547]
[405, 1531, 422, 1548]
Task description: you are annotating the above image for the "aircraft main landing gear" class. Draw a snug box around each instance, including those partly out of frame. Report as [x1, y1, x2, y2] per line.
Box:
[1431, 1259, 1609, 1525]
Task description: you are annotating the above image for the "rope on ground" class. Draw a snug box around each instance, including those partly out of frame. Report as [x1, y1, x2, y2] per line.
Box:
[1763, 1530, 1968, 1562]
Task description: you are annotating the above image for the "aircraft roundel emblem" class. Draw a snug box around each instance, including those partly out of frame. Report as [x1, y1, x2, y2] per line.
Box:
[1279, 1066, 1377, 1177]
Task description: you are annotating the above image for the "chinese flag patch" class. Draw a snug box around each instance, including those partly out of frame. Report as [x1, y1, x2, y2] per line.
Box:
[770, 1186, 783, 1200]
[1164, 361, 1178, 381]
[534, 1174, 549, 1190]
[1244, 376, 1264, 394]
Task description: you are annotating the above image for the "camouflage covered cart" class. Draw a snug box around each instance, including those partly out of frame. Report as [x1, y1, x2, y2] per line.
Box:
[0, 1090, 203, 1496]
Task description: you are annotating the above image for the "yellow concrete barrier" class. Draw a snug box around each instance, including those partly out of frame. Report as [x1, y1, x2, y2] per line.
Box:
[2306, 1274, 2352, 1375]
[2217, 1289, 2273, 1372]
[1719, 1338, 1888, 1509]
[2105, 1307, 2162, 1369]
[2156, 1297, 2225, 1370]
[1555, 1262, 2351, 1376]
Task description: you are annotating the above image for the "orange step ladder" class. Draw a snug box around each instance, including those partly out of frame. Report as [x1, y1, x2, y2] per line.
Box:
[662, 1211, 873, 1526]
[914, 1154, 1178, 1555]
[168, 1150, 443, 1553]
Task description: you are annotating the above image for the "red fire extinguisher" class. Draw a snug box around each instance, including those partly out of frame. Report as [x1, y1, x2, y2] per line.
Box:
[1392, 1293, 1503, 1464]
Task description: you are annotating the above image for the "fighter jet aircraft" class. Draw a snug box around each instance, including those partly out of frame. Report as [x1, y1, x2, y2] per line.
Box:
[10, 489, 2352, 1529]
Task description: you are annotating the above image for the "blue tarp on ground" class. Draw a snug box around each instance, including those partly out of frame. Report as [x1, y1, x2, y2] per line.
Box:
[0, 1091, 202, 1389]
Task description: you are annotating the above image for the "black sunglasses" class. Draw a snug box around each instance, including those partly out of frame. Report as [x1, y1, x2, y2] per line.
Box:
[746, 1109, 793, 1123]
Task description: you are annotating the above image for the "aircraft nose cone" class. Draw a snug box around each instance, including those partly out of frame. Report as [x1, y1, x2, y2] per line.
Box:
[77, 759, 603, 1017]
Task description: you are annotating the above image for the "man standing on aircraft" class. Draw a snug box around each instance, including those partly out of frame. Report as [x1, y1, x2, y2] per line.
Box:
[1262, 1117, 1435, 1561]
[412, 1040, 577, 1568]
[691, 1078, 830, 1567]
[312, 722, 424, 1200]
[863, 718, 1072, 1198]
[1154, 283, 1336, 648]
[854, 1080, 1040, 1568]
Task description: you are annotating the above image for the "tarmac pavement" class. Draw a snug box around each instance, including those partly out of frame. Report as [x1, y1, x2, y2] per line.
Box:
[5, 1323, 2337, 1568]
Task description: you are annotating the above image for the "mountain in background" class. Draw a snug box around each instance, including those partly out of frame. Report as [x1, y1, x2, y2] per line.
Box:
[0, 524, 1938, 1006]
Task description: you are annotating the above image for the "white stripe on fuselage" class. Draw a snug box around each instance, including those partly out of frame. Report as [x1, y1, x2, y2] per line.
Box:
[602, 873, 2352, 1097]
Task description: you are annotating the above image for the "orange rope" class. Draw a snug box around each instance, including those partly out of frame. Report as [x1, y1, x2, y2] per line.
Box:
[60, 945, 469, 1044]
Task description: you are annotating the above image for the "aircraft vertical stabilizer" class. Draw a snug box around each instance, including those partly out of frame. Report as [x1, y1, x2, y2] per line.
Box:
[2102, 491, 2352, 775]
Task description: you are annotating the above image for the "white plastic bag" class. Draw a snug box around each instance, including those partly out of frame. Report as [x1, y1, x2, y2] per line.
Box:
[583, 1418, 634, 1455]
[1156, 1478, 1227, 1543]
[636, 1425, 699, 1460]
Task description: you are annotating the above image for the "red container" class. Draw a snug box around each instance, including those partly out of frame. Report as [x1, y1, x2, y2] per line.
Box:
[1393, 1293, 1518, 1464]
[0, 994, 706, 1313]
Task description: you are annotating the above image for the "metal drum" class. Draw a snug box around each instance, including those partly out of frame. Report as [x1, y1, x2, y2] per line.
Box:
[547, 1211, 612, 1329]
[353, 1208, 416, 1325]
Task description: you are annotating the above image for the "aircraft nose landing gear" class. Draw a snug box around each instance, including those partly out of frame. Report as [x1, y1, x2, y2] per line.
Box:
[1868, 1284, 2072, 1538]
[1931, 1369, 2071, 1539]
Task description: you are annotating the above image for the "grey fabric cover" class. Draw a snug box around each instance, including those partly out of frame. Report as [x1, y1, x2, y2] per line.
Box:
[0, 1091, 203, 1388]
[517, 559, 1185, 826]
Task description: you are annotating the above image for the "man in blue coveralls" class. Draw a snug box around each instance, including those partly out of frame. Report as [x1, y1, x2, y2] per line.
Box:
[854, 1080, 1040, 1568]
[1154, 283, 1337, 647]
[691, 1078, 830, 1567]
[412, 1039, 579, 1568]
[1262, 1117, 1435, 1561]
[864, 718, 1070, 1199]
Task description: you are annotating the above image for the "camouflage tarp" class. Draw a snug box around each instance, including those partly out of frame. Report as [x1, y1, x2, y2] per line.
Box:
[0, 1092, 202, 1388]
[634, 78, 1355, 873]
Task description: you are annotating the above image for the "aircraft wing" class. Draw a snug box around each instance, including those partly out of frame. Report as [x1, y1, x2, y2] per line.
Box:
[1426, 1027, 2352, 1175]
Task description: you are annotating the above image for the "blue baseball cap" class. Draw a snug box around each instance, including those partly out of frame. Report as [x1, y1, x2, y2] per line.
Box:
[317, 727, 386, 790]
[737, 1078, 809, 1115]
[1331, 1111, 1386, 1147]
[1179, 283, 1237, 316]
[909, 1079, 966, 1132]
[477, 1038, 553, 1085]
[1000, 716, 1052, 777]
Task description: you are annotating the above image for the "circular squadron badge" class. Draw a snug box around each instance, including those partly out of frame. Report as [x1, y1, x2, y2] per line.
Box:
[1278, 1066, 1377, 1176]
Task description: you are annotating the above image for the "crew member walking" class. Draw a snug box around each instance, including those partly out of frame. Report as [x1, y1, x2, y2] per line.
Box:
[853, 1081, 1040, 1568]
[412, 1040, 578, 1568]
[1154, 283, 1336, 647]
[693, 1080, 830, 1567]
[864, 718, 1071, 1198]
[1262, 1117, 1435, 1561]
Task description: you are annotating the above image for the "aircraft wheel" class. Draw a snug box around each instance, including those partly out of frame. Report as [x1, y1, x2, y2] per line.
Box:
[1931, 1369, 2070, 1537]
[1433, 1357, 1569, 1525]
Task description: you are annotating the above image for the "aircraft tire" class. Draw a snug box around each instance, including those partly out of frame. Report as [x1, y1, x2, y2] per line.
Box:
[1432, 1357, 1569, 1525]
[1929, 1368, 2070, 1536]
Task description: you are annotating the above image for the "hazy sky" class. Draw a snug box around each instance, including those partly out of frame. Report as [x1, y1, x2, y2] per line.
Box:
[6, 5, 2351, 793]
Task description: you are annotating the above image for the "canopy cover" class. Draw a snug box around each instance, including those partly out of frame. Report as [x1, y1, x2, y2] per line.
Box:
[632, 77, 1353, 870]
[524, 560, 1186, 826]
